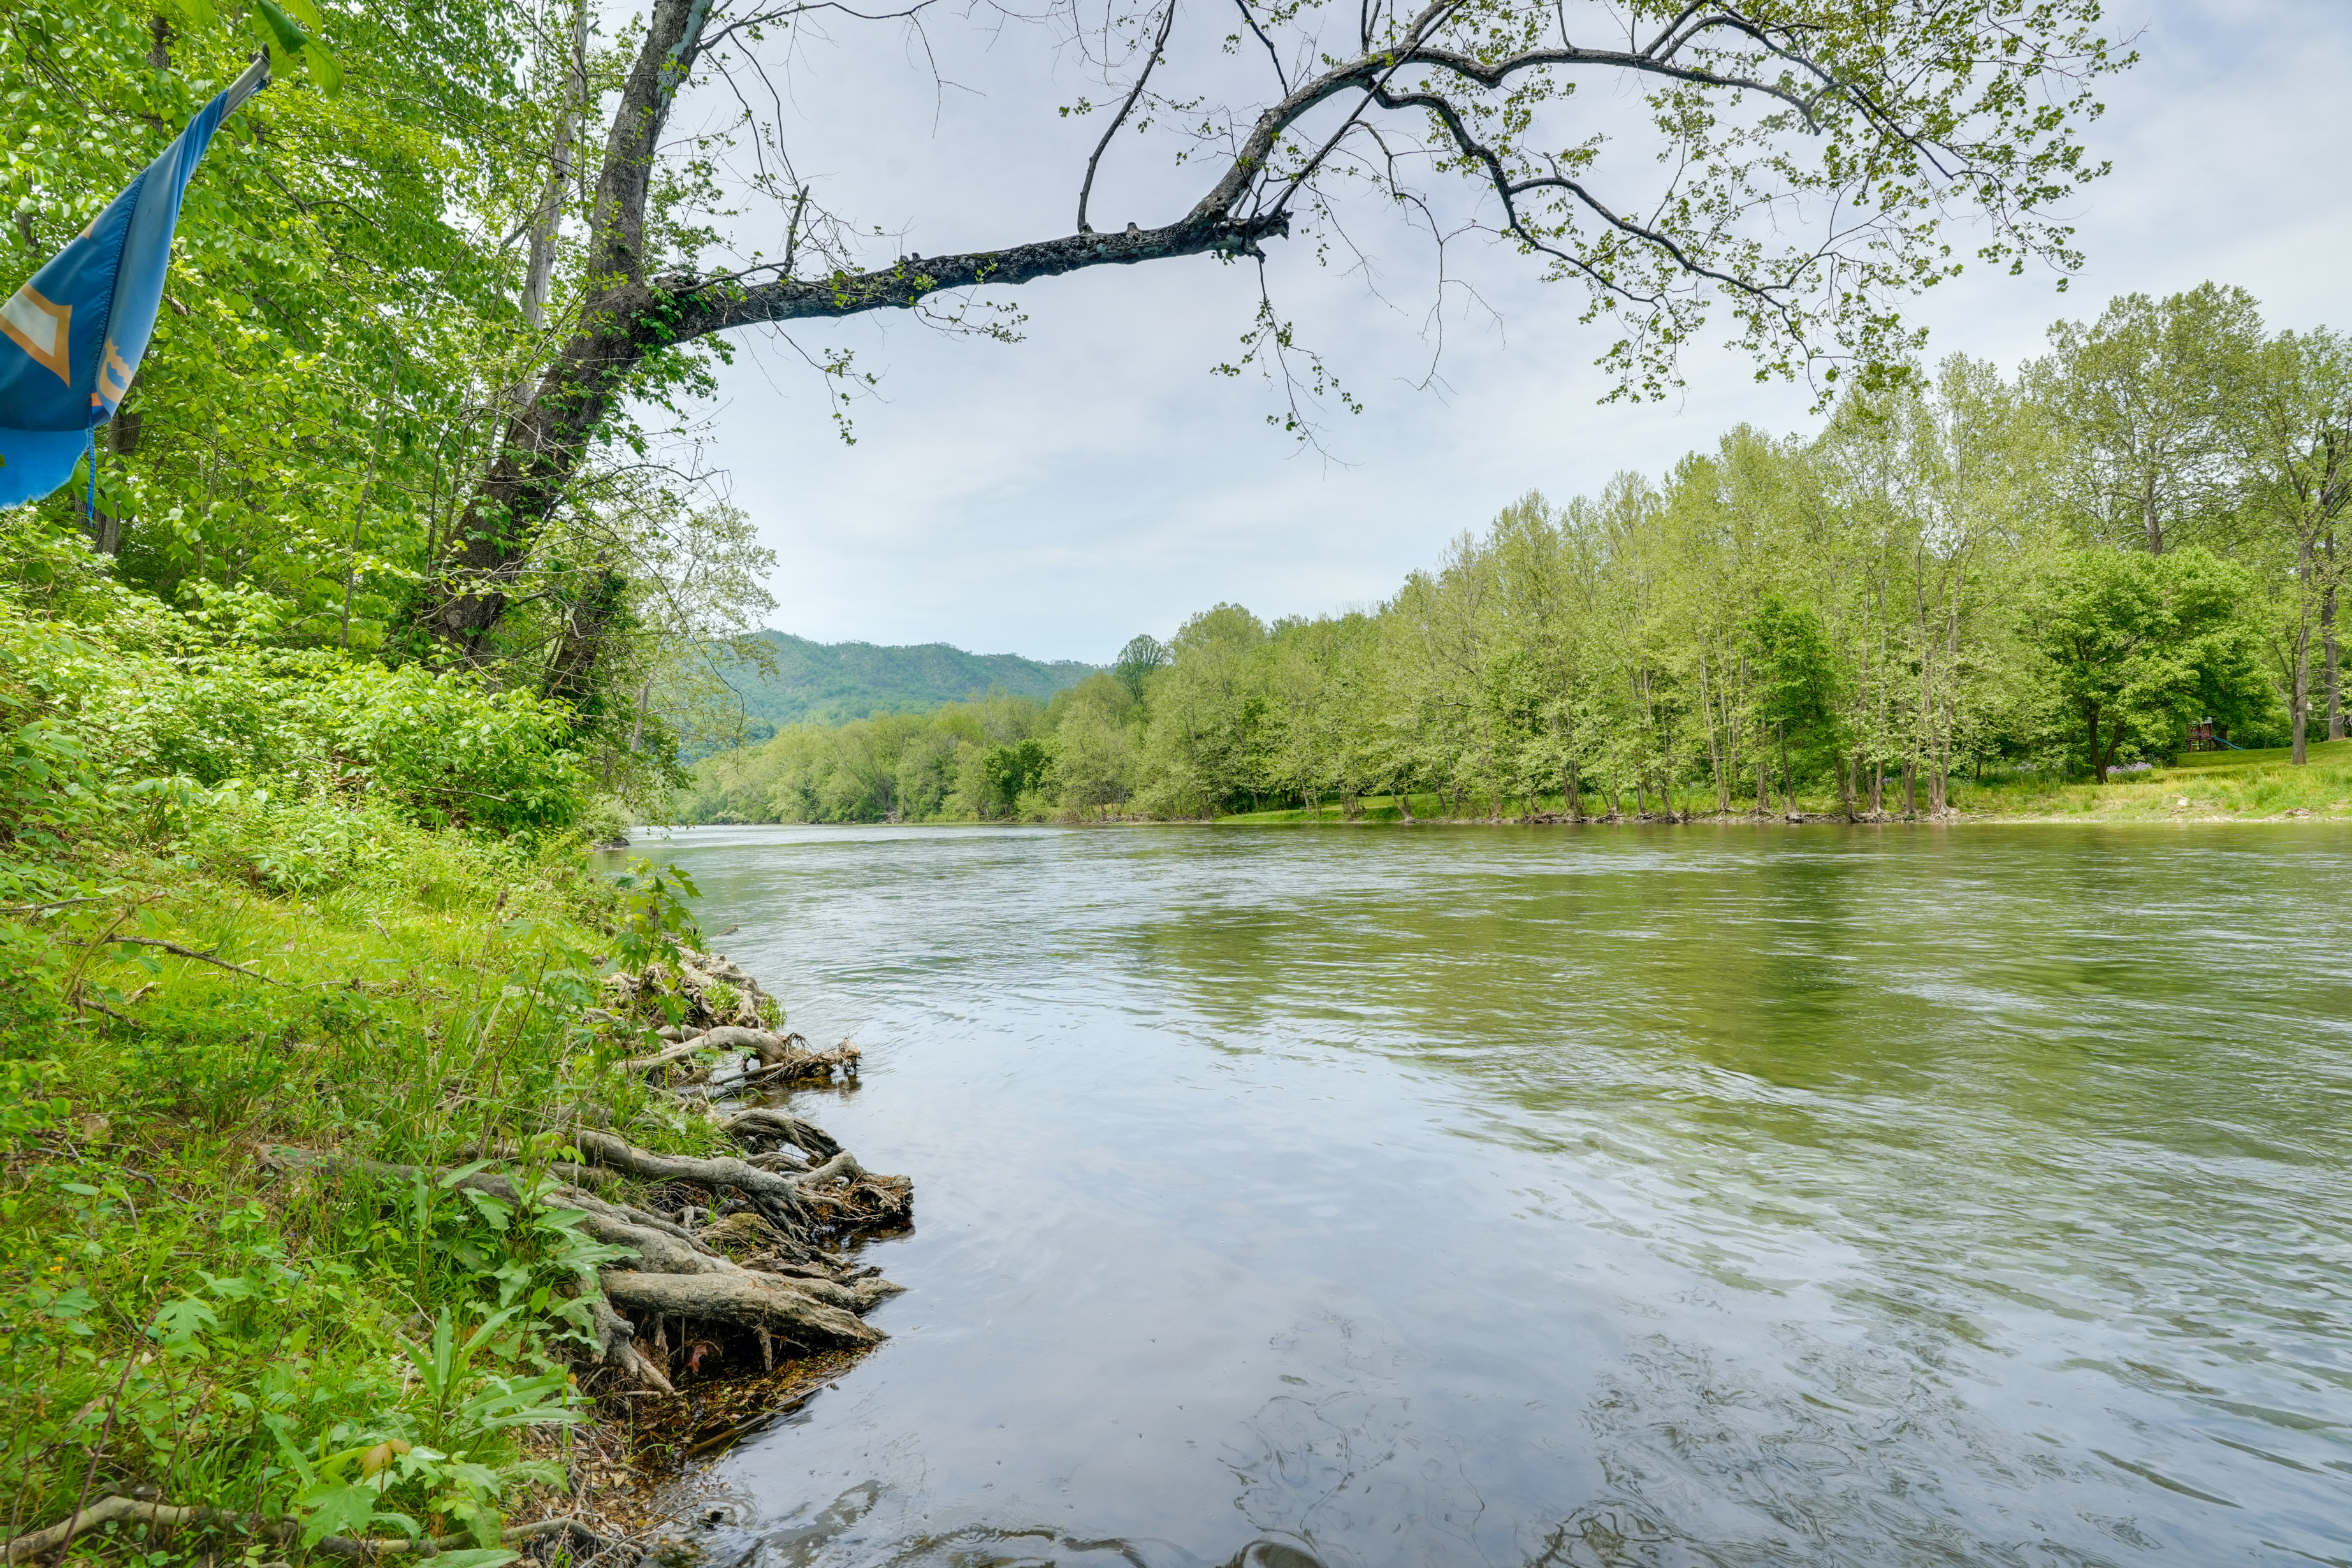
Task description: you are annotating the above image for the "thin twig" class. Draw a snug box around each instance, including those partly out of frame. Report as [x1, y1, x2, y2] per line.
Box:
[70, 936, 284, 985]
[0, 896, 110, 915]
[1076, 0, 1177, 233]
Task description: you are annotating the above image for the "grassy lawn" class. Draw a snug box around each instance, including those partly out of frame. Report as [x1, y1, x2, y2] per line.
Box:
[1956, 739, 2352, 821]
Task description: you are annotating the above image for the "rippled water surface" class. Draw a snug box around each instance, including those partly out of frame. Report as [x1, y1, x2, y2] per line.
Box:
[616, 825, 2352, 1567]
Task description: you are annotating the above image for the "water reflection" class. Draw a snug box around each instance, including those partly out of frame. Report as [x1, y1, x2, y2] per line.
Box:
[620, 825, 2352, 1567]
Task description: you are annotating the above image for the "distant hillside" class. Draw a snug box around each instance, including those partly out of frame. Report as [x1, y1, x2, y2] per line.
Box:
[719, 631, 1098, 730]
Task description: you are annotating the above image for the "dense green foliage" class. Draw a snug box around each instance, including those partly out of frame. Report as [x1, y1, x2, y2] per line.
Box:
[716, 632, 1096, 737]
[688, 286, 2346, 825]
[0, 0, 775, 798]
[0, 505, 693, 1556]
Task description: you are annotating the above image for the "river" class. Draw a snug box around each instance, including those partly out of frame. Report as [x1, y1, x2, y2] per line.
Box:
[609, 824, 2352, 1568]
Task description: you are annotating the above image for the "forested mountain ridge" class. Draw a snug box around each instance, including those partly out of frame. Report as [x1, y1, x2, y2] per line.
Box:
[724, 632, 1097, 730]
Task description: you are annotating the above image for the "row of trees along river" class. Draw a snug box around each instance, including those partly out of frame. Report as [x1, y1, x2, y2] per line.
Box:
[686, 284, 2352, 826]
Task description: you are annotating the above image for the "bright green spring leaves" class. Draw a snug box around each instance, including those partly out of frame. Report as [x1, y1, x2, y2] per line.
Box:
[0, 0, 539, 648]
[249, 0, 345, 96]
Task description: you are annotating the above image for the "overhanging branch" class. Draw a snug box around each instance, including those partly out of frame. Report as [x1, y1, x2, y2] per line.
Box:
[676, 214, 1291, 336]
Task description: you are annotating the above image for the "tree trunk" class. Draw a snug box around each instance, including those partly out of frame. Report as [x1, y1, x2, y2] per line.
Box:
[2291, 620, 2312, 766]
[425, 0, 1286, 678]
[1869, 762, 1883, 815]
[1838, 753, 1857, 820]
[1901, 759, 1917, 815]
[542, 563, 630, 709]
[1755, 751, 1769, 814]
[1777, 721, 1793, 814]
[2323, 581, 2342, 743]
[519, 0, 591, 333]
[1565, 760, 1582, 818]
[1699, 653, 1726, 812]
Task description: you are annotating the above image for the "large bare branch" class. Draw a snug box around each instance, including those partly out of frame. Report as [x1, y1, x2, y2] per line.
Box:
[426, 0, 2122, 668]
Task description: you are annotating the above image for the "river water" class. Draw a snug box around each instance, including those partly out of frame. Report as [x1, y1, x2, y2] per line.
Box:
[612, 825, 2352, 1568]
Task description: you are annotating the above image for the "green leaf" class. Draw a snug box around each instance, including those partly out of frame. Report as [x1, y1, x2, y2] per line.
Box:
[251, 0, 310, 54]
[439, 1158, 497, 1189]
[303, 40, 344, 97]
[424, 1551, 519, 1568]
[296, 1482, 379, 1546]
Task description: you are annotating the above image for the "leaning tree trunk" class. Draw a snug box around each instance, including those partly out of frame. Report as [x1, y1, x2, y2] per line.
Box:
[425, 0, 1285, 674]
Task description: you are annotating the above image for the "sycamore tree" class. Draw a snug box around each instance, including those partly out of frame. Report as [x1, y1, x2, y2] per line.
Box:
[2028, 546, 2264, 783]
[433, 0, 2131, 686]
[2027, 284, 2267, 556]
[2231, 328, 2351, 762]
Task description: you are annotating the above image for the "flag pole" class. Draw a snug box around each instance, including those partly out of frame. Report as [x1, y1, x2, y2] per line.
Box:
[221, 54, 272, 114]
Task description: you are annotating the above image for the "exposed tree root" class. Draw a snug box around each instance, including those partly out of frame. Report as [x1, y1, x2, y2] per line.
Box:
[724, 1105, 841, 1161]
[615, 1027, 860, 1091]
[602, 948, 784, 1032]
[613, 1039, 712, 1076]
[229, 950, 913, 1549]
[272, 1119, 910, 1383]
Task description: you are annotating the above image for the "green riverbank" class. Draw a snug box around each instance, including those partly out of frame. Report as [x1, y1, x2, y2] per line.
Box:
[0, 535, 910, 1564]
[1213, 741, 2352, 826]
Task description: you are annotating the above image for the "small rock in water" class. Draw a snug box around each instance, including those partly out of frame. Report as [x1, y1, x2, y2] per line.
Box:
[1226, 1544, 1326, 1568]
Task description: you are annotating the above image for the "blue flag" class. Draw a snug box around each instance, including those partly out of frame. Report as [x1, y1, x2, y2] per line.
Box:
[0, 57, 267, 509]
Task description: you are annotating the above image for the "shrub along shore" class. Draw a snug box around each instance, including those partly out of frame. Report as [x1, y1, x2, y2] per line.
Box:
[685, 736, 2352, 829]
[0, 525, 920, 1564]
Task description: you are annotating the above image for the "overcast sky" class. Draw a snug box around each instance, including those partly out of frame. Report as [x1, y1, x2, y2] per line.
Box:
[660, 0, 2352, 665]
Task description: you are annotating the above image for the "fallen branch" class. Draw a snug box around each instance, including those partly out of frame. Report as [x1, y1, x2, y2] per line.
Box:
[67, 935, 283, 984]
[0, 1495, 606, 1564]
